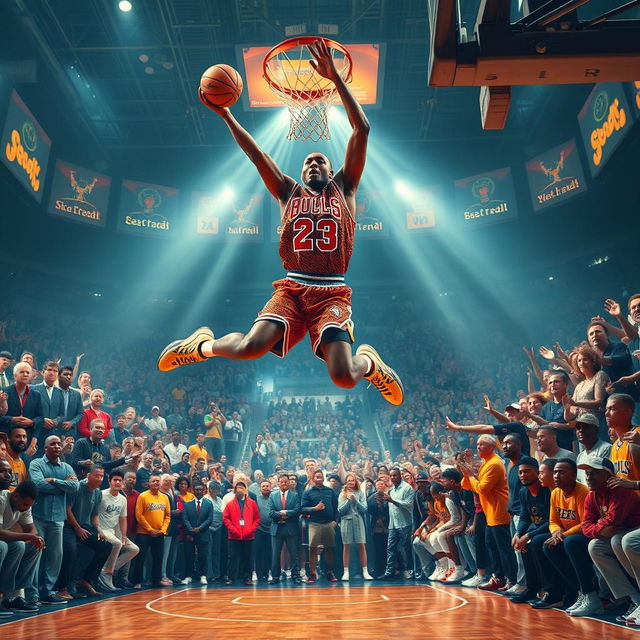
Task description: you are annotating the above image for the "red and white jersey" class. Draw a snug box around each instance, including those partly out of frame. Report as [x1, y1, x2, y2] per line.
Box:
[279, 180, 355, 275]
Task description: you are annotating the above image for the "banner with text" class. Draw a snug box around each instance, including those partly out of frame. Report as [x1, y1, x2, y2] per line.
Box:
[117, 179, 179, 237]
[194, 191, 264, 242]
[47, 159, 110, 227]
[1, 90, 51, 202]
[454, 167, 517, 226]
[578, 82, 632, 176]
[526, 139, 587, 212]
[355, 191, 389, 238]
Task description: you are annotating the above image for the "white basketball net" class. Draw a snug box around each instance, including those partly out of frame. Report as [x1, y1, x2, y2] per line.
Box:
[264, 41, 351, 142]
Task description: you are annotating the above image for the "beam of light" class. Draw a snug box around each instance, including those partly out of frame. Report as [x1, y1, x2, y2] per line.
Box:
[221, 187, 234, 201]
[118, 1, 133, 12]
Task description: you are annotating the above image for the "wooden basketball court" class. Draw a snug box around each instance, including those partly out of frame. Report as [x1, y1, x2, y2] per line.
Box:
[1, 584, 637, 640]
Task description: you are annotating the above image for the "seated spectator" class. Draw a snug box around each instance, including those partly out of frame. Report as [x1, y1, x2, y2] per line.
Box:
[0, 469, 44, 616]
[57, 465, 112, 600]
[223, 481, 260, 586]
[529, 458, 592, 611]
[96, 469, 139, 591]
[78, 389, 113, 440]
[575, 414, 612, 484]
[582, 455, 640, 624]
[534, 426, 576, 464]
[145, 406, 167, 438]
[510, 456, 551, 604]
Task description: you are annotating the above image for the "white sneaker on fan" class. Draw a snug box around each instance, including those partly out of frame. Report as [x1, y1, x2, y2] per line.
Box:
[445, 567, 466, 583]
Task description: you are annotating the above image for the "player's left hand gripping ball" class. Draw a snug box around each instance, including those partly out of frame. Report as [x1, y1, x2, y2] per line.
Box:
[157, 326, 214, 372]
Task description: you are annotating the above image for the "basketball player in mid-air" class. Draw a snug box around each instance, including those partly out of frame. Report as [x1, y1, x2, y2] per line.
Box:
[158, 39, 403, 405]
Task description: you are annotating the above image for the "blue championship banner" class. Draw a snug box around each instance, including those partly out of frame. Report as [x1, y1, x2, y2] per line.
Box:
[1, 90, 52, 202]
[526, 140, 587, 212]
[117, 179, 178, 237]
[47, 159, 110, 227]
[454, 167, 517, 227]
[578, 82, 632, 176]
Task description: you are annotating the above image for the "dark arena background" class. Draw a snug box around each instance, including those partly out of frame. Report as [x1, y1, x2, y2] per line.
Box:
[1, 1, 640, 639]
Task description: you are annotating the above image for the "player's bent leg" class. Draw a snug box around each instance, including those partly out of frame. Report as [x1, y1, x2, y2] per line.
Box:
[203, 320, 284, 360]
[321, 340, 367, 389]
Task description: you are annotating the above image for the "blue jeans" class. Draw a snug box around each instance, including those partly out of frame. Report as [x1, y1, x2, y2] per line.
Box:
[385, 526, 412, 574]
[455, 531, 477, 574]
[0, 540, 42, 595]
[26, 518, 64, 600]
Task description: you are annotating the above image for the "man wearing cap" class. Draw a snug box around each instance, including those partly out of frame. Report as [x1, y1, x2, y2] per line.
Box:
[446, 408, 531, 456]
[583, 454, 640, 623]
[144, 406, 167, 438]
[575, 414, 612, 484]
[510, 456, 551, 604]
[0, 351, 13, 391]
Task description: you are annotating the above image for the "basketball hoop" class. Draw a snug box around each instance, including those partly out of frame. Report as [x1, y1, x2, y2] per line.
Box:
[263, 37, 353, 141]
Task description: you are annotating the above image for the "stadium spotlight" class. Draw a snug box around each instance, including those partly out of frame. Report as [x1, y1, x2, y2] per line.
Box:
[395, 181, 411, 198]
[118, 1, 133, 12]
[222, 187, 234, 201]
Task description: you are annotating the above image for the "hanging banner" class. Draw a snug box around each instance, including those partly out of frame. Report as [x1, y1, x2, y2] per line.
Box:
[355, 191, 389, 238]
[577, 82, 632, 176]
[632, 81, 640, 115]
[404, 186, 442, 233]
[1, 90, 52, 202]
[525, 139, 587, 212]
[453, 167, 517, 226]
[117, 179, 178, 236]
[194, 191, 264, 242]
[47, 159, 110, 227]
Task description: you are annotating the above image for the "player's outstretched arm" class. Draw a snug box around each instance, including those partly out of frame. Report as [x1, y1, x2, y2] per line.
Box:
[199, 89, 295, 203]
[309, 39, 369, 196]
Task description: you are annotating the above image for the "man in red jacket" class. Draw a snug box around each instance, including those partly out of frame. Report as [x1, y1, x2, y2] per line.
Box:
[77, 389, 112, 439]
[582, 455, 640, 625]
[223, 481, 260, 586]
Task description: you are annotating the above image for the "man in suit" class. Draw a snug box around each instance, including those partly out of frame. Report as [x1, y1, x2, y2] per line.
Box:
[57, 366, 84, 440]
[0, 350, 12, 391]
[182, 482, 213, 585]
[269, 473, 301, 584]
[0, 363, 43, 443]
[32, 362, 65, 451]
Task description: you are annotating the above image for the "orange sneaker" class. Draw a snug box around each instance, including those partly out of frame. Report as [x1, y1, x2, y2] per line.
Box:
[356, 344, 404, 405]
[157, 326, 214, 372]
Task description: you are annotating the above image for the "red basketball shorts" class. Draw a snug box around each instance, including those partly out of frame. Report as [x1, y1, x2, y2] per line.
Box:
[255, 278, 354, 360]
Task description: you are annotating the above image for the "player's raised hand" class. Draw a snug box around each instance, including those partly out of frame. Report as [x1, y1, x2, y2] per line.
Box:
[308, 39, 339, 82]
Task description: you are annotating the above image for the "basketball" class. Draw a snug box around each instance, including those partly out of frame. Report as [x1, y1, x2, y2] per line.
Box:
[200, 64, 243, 108]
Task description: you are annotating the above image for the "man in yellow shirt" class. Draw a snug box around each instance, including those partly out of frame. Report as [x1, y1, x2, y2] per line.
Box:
[188, 433, 211, 468]
[529, 458, 599, 614]
[606, 394, 640, 490]
[459, 434, 516, 591]
[204, 402, 227, 464]
[131, 472, 170, 588]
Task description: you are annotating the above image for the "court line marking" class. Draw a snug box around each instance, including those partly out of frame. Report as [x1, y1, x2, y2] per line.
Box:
[381, 595, 390, 600]
[145, 584, 470, 623]
[231, 594, 389, 606]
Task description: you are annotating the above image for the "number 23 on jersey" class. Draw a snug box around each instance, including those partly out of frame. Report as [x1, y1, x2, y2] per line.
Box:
[292, 217, 339, 252]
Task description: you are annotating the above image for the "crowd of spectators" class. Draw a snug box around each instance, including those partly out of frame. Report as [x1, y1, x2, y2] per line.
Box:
[0, 289, 639, 630]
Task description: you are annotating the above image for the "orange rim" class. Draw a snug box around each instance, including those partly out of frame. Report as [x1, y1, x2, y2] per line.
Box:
[262, 36, 353, 101]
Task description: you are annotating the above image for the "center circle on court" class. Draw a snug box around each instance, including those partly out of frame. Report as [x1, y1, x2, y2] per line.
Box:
[146, 585, 468, 623]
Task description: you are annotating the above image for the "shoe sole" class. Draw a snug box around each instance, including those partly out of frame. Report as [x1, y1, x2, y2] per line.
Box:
[356, 344, 405, 405]
[157, 326, 213, 372]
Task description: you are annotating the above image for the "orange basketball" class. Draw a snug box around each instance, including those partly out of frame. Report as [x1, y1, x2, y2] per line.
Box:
[200, 64, 243, 108]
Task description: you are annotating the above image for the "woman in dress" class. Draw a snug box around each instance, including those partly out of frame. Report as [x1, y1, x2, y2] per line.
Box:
[337, 473, 373, 581]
